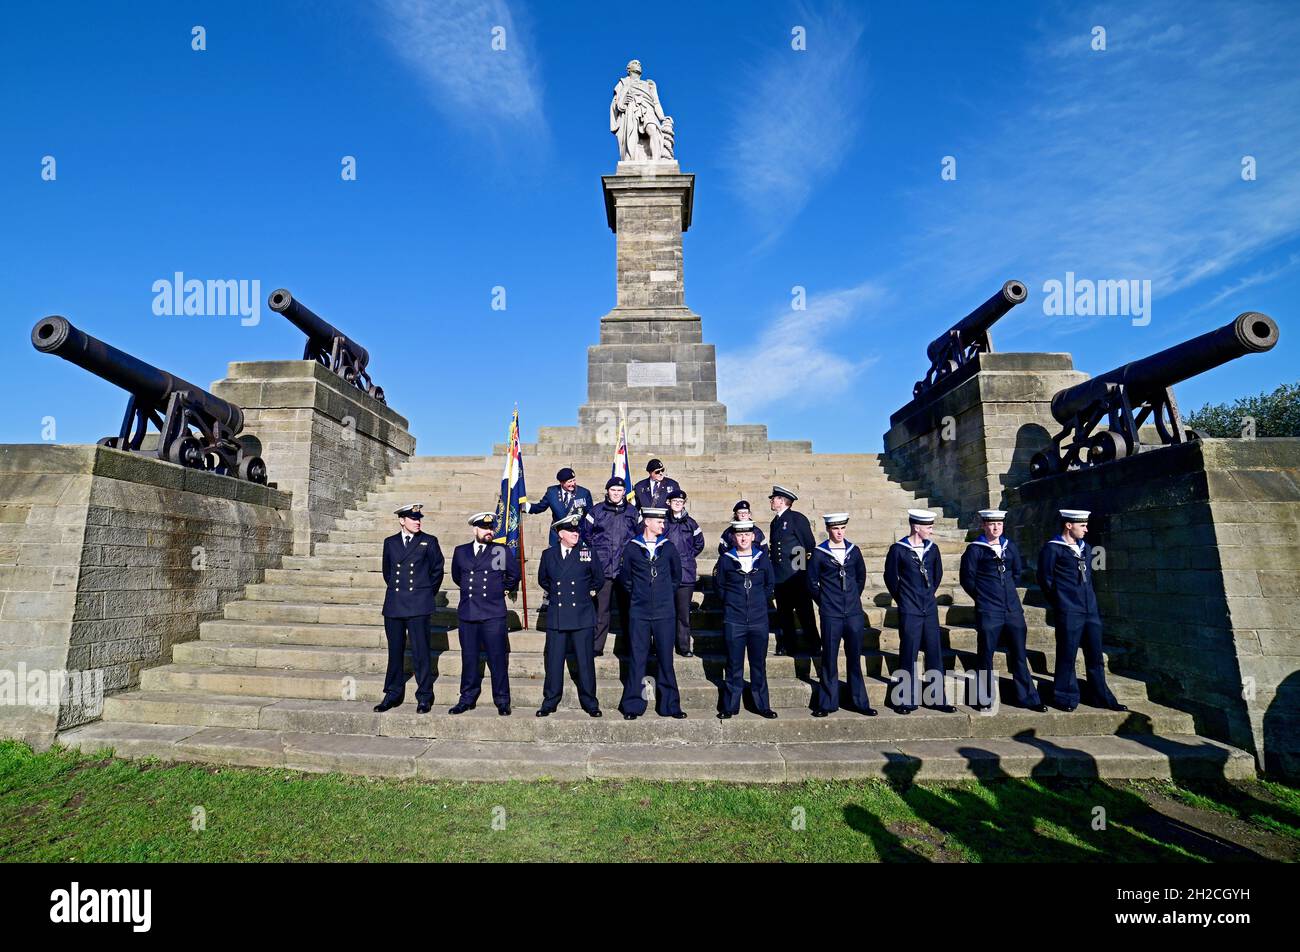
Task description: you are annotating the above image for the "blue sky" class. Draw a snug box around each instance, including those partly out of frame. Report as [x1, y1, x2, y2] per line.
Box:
[2, 0, 1297, 455]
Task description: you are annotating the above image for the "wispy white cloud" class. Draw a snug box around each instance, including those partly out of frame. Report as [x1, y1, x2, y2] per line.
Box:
[719, 2, 867, 246]
[379, 0, 544, 131]
[1194, 252, 1300, 314]
[903, 2, 1300, 340]
[718, 281, 884, 418]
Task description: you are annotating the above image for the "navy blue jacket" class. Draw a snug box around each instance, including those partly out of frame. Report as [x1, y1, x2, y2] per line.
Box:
[582, 500, 638, 580]
[663, 512, 705, 585]
[618, 535, 682, 621]
[807, 541, 867, 618]
[883, 537, 943, 616]
[537, 542, 605, 630]
[632, 475, 681, 512]
[451, 541, 521, 622]
[713, 548, 775, 627]
[524, 484, 594, 544]
[382, 531, 445, 618]
[718, 524, 766, 555]
[769, 508, 817, 583]
[959, 537, 1025, 618]
[1037, 537, 1100, 617]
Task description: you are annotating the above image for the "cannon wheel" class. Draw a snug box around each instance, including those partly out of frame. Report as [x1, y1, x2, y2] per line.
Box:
[1029, 451, 1058, 480]
[238, 456, 268, 485]
[166, 437, 202, 469]
[1086, 431, 1129, 467]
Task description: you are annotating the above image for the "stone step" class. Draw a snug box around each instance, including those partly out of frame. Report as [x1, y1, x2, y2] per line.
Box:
[58, 720, 1252, 781]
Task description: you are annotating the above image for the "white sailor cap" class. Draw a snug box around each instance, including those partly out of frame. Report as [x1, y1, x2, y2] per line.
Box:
[768, 485, 798, 502]
[1059, 509, 1090, 522]
[552, 512, 582, 532]
[468, 511, 496, 528]
[641, 507, 668, 519]
[978, 509, 1008, 521]
[730, 519, 756, 532]
[394, 503, 425, 519]
[822, 512, 850, 528]
[907, 509, 937, 524]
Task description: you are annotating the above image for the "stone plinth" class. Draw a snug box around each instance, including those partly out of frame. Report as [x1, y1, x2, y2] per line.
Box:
[1006, 438, 1300, 778]
[212, 361, 415, 554]
[570, 163, 781, 455]
[883, 352, 1087, 525]
[0, 444, 292, 748]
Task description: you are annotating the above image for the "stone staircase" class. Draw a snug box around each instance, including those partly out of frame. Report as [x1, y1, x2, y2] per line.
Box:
[59, 450, 1255, 781]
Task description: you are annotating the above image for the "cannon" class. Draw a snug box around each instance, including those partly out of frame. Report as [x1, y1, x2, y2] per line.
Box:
[268, 289, 385, 403]
[30, 316, 268, 484]
[913, 279, 1028, 398]
[1028, 312, 1280, 479]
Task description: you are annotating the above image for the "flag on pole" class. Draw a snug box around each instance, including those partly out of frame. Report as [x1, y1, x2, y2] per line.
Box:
[611, 403, 633, 495]
[494, 406, 530, 626]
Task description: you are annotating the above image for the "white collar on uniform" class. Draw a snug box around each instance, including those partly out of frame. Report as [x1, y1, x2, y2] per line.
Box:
[968, 536, 1007, 554]
[817, 539, 855, 563]
[1049, 536, 1084, 554]
[724, 548, 763, 569]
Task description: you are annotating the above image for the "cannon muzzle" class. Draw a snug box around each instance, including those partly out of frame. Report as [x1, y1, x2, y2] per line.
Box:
[268, 288, 383, 402]
[914, 279, 1027, 398]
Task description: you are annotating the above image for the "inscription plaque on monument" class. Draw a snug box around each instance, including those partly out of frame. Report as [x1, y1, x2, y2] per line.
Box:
[627, 362, 677, 387]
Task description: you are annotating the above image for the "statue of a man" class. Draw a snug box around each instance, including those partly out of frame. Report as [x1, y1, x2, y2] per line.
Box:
[610, 59, 675, 161]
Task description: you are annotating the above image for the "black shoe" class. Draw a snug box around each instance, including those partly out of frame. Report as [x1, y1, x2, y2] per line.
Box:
[669, 712, 687, 719]
[594, 651, 605, 657]
[757, 709, 778, 719]
[896, 705, 916, 715]
[930, 704, 957, 714]
[586, 709, 603, 718]
[498, 705, 512, 716]
[373, 699, 401, 713]
[1057, 702, 1077, 712]
[811, 710, 829, 718]
[1028, 703, 1049, 713]
[623, 712, 639, 720]
[683, 650, 695, 658]
[860, 706, 878, 717]
[448, 703, 475, 715]
[416, 702, 431, 714]
[1106, 701, 1129, 712]
[717, 711, 733, 720]
[775, 647, 788, 657]
[535, 708, 554, 718]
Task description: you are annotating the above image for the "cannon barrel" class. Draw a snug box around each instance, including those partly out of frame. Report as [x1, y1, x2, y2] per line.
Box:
[925, 279, 1027, 365]
[31, 316, 244, 432]
[268, 288, 371, 372]
[1050, 312, 1280, 425]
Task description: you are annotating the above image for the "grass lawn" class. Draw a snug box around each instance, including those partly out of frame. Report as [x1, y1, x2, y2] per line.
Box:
[2, 740, 1297, 862]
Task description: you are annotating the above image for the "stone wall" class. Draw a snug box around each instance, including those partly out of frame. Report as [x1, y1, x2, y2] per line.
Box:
[0, 444, 292, 747]
[883, 352, 1087, 524]
[1006, 438, 1300, 777]
[211, 361, 415, 554]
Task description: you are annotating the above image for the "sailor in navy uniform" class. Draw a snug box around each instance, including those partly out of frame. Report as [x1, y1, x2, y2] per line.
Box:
[712, 519, 777, 719]
[959, 509, 1048, 713]
[663, 489, 705, 657]
[583, 477, 637, 656]
[808, 513, 876, 717]
[883, 509, 955, 714]
[449, 512, 520, 716]
[522, 467, 594, 547]
[632, 458, 681, 514]
[617, 507, 687, 719]
[1037, 509, 1127, 713]
[768, 485, 819, 655]
[535, 512, 605, 718]
[718, 500, 766, 555]
[377, 504, 445, 714]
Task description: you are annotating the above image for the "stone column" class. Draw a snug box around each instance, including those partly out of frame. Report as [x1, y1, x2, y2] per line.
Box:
[883, 352, 1087, 525]
[211, 361, 415, 554]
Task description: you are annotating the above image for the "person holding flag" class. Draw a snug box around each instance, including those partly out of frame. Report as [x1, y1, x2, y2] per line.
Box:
[521, 467, 593, 547]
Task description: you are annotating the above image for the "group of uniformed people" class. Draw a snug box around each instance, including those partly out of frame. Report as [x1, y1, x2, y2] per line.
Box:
[376, 459, 1128, 720]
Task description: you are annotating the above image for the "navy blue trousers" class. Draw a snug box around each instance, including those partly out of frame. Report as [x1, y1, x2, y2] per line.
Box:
[818, 611, 870, 713]
[1052, 612, 1116, 707]
[382, 614, 433, 706]
[974, 611, 1041, 708]
[674, 585, 694, 653]
[722, 619, 770, 714]
[542, 626, 599, 713]
[619, 616, 681, 716]
[457, 617, 511, 707]
[895, 609, 946, 707]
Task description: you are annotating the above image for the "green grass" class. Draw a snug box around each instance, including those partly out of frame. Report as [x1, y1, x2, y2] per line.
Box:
[1, 741, 1295, 862]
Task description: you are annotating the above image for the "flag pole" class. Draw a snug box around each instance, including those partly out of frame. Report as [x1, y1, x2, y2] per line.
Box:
[514, 408, 530, 629]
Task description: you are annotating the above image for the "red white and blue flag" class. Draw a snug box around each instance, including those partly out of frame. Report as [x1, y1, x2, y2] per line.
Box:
[611, 405, 633, 495]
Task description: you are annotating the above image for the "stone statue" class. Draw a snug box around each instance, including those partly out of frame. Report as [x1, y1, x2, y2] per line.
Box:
[610, 59, 675, 162]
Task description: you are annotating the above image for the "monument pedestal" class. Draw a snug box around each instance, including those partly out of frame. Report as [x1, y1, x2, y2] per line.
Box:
[558, 162, 787, 457]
